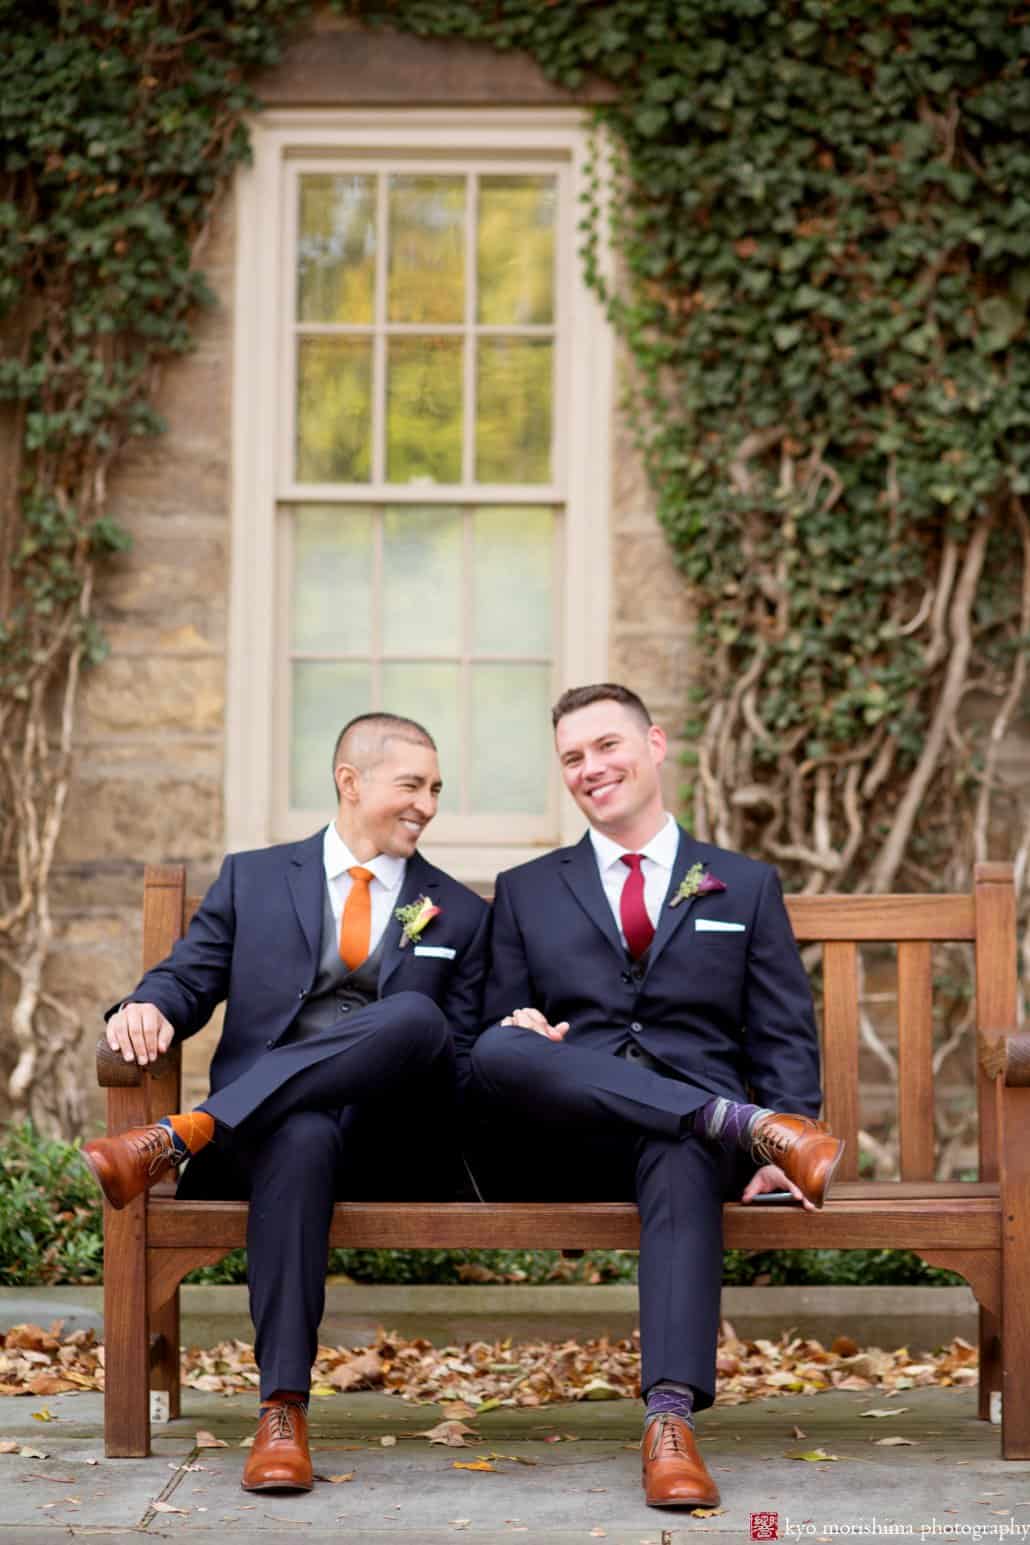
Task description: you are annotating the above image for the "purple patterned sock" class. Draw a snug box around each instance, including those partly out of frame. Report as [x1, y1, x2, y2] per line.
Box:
[644, 1379, 695, 1429]
[693, 1096, 774, 1153]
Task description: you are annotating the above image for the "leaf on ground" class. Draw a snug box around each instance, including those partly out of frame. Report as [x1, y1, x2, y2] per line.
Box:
[326, 1472, 355, 1483]
[691, 1507, 727, 1517]
[579, 1379, 620, 1401]
[380, 1435, 397, 1447]
[453, 1459, 495, 1471]
[788, 1448, 841, 1462]
[152, 1501, 190, 1514]
[418, 1420, 478, 1446]
[195, 1430, 228, 1448]
[859, 1407, 910, 1418]
[791, 1425, 807, 1438]
[875, 1436, 918, 1446]
[17, 1446, 48, 1459]
[31, 1405, 58, 1419]
[0, 1441, 20, 1453]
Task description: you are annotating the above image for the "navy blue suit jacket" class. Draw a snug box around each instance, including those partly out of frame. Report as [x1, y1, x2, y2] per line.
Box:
[114, 830, 490, 1096]
[481, 827, 821, 1116]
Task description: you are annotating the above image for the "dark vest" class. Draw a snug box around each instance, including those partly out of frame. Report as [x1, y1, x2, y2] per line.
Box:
[282, 883, 387, 1043]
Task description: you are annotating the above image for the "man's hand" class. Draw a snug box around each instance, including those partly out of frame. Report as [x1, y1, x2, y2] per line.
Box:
[740, 1162, 815, 1212]
[500, 1006, 569, 1041]
[106, 1002, 175, 1066]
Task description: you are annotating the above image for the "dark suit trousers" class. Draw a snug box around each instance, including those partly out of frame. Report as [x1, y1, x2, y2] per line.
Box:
[470, 1022, 747, 1409]
[178, 992, 454, 1399]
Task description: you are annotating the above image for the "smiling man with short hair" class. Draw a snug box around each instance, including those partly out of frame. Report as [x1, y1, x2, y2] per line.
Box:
[470, 683, 842, 1511]
[84, 711, 489, 1492]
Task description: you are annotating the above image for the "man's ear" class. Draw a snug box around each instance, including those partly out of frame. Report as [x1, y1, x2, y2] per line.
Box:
[334, 761, 361, 805]
[648, 723, 668, 767]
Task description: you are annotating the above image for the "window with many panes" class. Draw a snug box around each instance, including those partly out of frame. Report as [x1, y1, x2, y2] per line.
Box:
[229, 114, 611, 877]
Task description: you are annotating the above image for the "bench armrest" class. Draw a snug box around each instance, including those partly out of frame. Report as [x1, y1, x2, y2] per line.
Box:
[978, 1029, 1030, 1087]
[95, 1034, 181, 1088]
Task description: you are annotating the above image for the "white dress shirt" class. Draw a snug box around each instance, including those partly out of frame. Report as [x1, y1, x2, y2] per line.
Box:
[588, 812, 680, 948]
[323, 822, 406, 955]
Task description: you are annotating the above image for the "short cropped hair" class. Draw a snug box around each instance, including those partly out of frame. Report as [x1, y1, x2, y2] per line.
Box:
[551, 683, 653, 731]
[331, 712, 437, 794]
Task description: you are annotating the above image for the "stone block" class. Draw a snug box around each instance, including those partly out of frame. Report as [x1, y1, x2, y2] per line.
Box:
[608, 631, 694, 718]
[80, 655, 224, 737]
[94, 525, 227, 616]
[612, 531, 694, 629]
[611, 401, 655, 522]
[56, 772, 223, 866]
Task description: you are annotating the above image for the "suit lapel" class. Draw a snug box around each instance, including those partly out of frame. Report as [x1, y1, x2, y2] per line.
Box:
[644, 827, 705, 973]
[558, 834, 626, 964]
[379, 850, 441, 991]
[286, 828, 329, 969]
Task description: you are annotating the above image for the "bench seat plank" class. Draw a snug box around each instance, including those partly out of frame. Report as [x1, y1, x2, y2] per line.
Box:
[146, 1191, 1001, 1253]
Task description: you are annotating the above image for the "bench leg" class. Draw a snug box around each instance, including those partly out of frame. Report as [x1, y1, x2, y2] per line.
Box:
[149, 1288, 181, 1421]
[977, 1305, 1001, 1421]
[103, 1195, 151, 1457]
[999, 1084, 1030, 1458]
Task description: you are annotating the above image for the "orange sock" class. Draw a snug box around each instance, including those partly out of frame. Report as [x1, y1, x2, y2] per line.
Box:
[165, 1111, 215, 1153]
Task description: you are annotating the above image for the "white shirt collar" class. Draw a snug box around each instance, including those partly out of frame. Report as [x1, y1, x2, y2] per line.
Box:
[323, 821, 406, 894]
[588, 811, 679, 874]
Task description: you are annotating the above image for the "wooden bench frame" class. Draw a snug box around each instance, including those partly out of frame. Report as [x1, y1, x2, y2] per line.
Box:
[95, 862, 1030, 1460]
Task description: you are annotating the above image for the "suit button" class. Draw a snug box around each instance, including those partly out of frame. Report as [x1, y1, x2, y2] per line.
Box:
[266, 1039, 275, 1048]
[630, 1021, 642, 1033]
[298, 990, 306, 999]
[339, 1004, 351, 1014]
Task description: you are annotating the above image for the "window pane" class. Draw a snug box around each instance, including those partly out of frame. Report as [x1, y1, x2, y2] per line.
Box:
[297, 174, 376, 324]
[291, 661, 370, 808]
[296, 337, 372, 483]
[388, 175, 465, 324]
[471, 664, 552, 814]
[476, 338, 552, 483]
[383, 507, 461, 656]
[291, 506, 373, 654]
[472, 506, 553, 657]
[478, 175, 556, 326]
[381, 662, 460, 813]
[386, 337, 462, 483]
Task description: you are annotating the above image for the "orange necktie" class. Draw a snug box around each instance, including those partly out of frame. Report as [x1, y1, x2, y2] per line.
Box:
[339, 866, 374, 969]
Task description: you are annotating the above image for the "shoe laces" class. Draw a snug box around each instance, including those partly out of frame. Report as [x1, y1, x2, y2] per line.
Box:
[751, 1121, 794, 1167]
[128, 1126, 183, 1178]
[647, 1413, 689, 1458]
[265, 1403, 300, 1442]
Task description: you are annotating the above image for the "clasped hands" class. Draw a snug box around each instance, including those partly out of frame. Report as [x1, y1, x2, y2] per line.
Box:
[498, 1004, 815, 1211]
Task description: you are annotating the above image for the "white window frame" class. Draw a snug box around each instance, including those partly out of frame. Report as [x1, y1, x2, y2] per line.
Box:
[226, 109, 613, 885]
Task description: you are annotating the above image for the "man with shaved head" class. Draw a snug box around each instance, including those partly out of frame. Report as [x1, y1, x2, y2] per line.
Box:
[84, 712, 489, 1491]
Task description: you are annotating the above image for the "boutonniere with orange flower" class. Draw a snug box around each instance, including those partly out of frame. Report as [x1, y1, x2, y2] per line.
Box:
[669, 862, 727, 909]
[395, 895, 441, 947]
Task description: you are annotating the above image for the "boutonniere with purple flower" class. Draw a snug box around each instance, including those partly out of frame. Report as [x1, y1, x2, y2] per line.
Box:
[669, 862, 727, 909]
[395, 895, 441, 947]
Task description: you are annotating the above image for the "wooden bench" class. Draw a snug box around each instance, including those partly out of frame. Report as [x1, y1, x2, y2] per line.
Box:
[94, 862, 1030, 1460]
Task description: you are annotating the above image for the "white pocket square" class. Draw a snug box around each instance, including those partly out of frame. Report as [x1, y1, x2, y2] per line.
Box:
[695, 919, 746, 933]
[414, 945, 456, 959]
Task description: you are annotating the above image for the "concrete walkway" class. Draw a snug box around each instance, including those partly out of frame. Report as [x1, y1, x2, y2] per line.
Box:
[1, 1384, 1027, 1543]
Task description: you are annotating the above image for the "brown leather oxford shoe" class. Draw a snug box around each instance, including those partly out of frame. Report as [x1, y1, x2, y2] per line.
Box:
[81, 1124, 184, 1211]
[641, 1413, 720, 1509]
[751, 1112, 844, 1209]
[242, 1399, 313, 1492]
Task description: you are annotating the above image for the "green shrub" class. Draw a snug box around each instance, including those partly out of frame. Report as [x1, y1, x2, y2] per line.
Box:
[0, 1120, 103, 1285]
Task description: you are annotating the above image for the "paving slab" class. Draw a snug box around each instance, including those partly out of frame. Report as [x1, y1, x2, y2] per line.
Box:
[1, 1386, 1028, 1541]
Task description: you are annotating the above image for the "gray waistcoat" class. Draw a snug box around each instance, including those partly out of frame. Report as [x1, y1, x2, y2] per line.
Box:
[282, 884, 388, 1043]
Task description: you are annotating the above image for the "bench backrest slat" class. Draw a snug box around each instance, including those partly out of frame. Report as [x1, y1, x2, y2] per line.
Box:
[896, 939, 935, 1181]
[820, 940, 861, 1180]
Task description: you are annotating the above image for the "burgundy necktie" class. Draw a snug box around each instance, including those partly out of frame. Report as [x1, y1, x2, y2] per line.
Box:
[620, 853, 655, 959]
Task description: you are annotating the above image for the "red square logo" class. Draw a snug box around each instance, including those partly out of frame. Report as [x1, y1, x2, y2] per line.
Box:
[749, 1514, 780, 1542]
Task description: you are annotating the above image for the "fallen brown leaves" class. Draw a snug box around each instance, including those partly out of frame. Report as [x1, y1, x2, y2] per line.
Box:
[0, 1318, 980, 1408]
